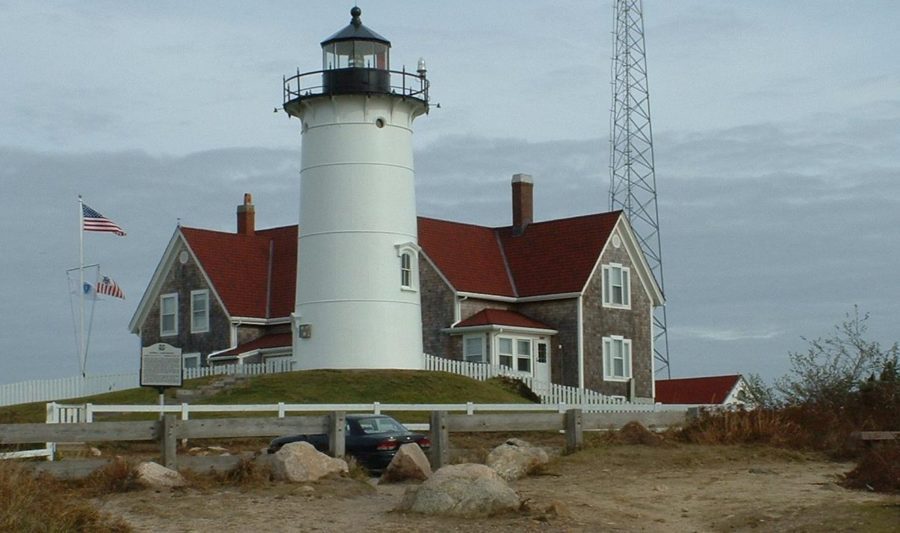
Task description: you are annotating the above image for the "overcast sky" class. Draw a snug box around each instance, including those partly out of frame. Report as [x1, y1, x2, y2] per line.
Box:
[1, 1, 898, 386]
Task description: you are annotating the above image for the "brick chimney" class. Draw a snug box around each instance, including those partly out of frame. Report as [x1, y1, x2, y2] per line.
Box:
[237, 193, 255, 235]
[511, 173, 533, 235]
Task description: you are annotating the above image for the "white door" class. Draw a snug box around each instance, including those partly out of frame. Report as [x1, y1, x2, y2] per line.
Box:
[533, 341, 551, 393]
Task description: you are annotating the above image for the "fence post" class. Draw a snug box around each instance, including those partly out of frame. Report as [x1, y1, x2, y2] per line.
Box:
[85, 403, 93, 423]
[429, 410, 449, 470]
[160, 414, 178, 469]
[45, 402, 57, 461]
[277, 402, 285, 418]
[328, 411, 346, 458]
[565, 408, 583, 454]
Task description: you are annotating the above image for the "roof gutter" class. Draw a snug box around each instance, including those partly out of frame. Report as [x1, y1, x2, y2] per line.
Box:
[455, 291, 582, 303]
[442, 324, 558, 336]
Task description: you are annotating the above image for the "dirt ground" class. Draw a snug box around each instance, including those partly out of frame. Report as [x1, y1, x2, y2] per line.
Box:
[91, 441, 899, 532]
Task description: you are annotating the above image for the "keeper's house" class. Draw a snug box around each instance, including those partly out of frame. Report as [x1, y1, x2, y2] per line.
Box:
[129, 176, 664, 401]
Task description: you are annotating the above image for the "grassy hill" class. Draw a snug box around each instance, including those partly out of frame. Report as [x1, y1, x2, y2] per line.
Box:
[0, 370, 536, 423]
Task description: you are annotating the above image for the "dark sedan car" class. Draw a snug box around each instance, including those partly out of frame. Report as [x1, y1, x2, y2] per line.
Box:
[267, 414, 431, 473]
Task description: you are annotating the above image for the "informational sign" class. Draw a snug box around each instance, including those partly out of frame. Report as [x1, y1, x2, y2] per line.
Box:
[141, 343, 183, 388]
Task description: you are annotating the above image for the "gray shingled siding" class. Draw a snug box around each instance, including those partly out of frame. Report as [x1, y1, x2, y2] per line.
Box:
[516, 299, 579, 387]
[419, 257, 457, 359]
[139, 243, 231, 366]
[581, 240, 654, 398]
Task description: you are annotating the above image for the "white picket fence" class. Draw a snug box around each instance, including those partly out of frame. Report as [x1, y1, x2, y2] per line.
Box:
[423, 354, 626, 407]
[0, 360, 295, 408]
[3, 354, 619, 410]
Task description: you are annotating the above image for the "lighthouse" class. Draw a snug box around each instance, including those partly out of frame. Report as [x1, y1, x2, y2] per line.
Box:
[283, 8, 429, 369]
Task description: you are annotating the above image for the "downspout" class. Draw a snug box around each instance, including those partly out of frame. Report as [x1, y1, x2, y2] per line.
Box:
[265, 239, 274, 319]
[207, 319, 242, 363]
[577, 295, 584, 389]
[449, 294, 467, 328]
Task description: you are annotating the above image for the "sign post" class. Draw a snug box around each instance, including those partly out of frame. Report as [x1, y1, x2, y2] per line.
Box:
[141, 343, 183, 419]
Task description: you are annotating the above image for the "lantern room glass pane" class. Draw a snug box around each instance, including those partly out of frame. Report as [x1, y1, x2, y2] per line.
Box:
[374, 43, 388, 69]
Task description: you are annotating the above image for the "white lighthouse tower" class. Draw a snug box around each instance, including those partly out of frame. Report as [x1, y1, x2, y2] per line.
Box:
[283, 8, 428, 369]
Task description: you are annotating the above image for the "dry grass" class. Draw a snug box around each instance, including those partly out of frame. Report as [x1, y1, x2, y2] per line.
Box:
[843, 443, 900, 493]
[78, 457, 142, 496]
[678, 408, 805, 447]
[216, 456, 273, 487]
[0, 460, 131, 532]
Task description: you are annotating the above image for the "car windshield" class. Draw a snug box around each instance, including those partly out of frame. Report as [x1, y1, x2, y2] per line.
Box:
[355, 417, 407, 435]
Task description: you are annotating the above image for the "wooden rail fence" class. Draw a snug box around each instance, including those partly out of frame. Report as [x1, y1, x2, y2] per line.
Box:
[0, 408, 691, 477]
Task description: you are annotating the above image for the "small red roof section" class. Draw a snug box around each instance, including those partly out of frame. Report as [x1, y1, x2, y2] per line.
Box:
[418, 212, 621, 297]
[417, 218, 515, 296]
[211, 332, 292, 358]
[455, 309, 553, 330]
[655, 375, 743, 404]
[181, 225, 297, 319]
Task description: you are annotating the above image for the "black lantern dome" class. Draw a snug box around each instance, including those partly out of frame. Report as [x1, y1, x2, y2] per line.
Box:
[282, 7, 428, 109]
[320, 7, 391, 94]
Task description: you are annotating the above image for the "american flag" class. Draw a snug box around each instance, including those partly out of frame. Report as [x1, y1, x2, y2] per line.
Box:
[82, 203, 126, 236]
[97, 275, 125, 299]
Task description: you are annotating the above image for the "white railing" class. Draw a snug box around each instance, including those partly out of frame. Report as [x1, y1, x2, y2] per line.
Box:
[0, 360, 296, 407]
[423, 354, 625, 408]
[48, 400, 692, 425]
[183, 359, 295, 380]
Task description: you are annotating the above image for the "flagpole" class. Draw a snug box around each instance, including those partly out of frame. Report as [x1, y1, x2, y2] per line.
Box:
[78, 195, 86, 377]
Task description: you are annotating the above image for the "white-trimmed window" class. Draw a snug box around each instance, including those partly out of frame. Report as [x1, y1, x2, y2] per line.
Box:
[463, 335, 485, 363]
[602, 263, 631, 308]
[400, 252, 413, 289]
[190, 289, 209, 333]
[497, 336, 533, 373]
[395, 244, 418, 291]
[498, 337, 514, 368]
[160, 293, 178, 337]
[603, 336, 632, 381]
[183, 352, 201, 369]
[516, 339, 532, 373]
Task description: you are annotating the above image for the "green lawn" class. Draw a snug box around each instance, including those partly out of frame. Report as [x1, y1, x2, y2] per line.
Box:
[0, 370, 535, 423]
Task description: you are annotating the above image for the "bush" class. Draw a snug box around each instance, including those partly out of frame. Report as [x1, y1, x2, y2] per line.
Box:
[775, 307, 899, 409]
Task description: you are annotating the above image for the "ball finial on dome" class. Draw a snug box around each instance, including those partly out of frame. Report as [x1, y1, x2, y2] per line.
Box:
[351, 6, 362, 20]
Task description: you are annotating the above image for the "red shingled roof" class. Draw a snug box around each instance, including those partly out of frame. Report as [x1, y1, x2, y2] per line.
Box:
[419, 212, 621, 297]
[181, 226, 297, 319]
[180, 210, 619, 319]
[417, 218, 515, 296]
[455, 309, 553, 330]
[211, 332, 292, 358]
[655, 375, 743, 404]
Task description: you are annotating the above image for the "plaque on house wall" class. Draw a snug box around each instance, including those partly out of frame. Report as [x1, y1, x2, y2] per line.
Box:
[141, 342, 183, 388]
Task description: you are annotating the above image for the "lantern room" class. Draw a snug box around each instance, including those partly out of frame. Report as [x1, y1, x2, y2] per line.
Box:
[320, 7, 391, 94]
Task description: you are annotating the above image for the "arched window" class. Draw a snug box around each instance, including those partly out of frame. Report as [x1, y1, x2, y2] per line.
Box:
[400, 252, 413, 288]
[395, 242, 419, 291]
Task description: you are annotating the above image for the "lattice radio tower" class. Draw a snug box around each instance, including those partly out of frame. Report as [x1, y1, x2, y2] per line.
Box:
[609, 0, 671, 377]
